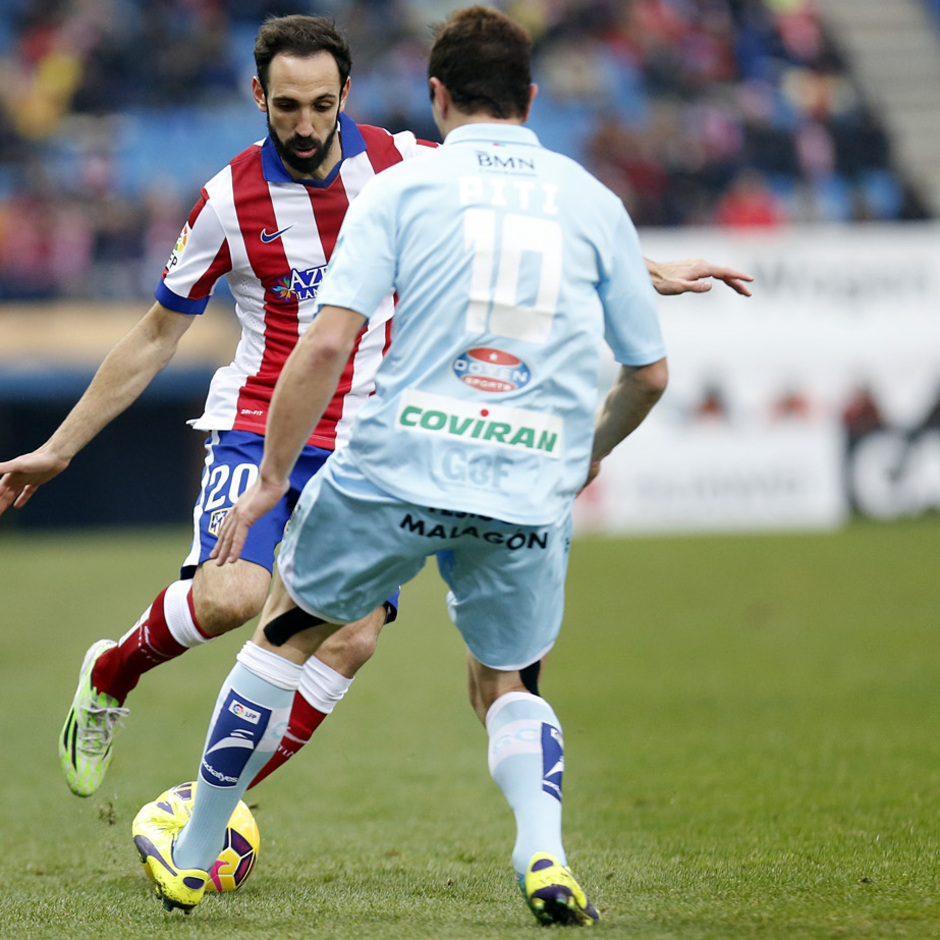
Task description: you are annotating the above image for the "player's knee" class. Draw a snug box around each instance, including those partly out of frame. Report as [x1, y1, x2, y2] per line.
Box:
[193, 562, 270, 636]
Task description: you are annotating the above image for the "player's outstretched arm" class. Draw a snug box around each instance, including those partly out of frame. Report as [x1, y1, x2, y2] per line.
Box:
[0, 302, 193, 517]
[646, 257, 754, 296]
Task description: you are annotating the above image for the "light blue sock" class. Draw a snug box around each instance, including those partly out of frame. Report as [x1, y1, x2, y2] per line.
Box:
[174, 642, 300, 871]
[486, 691, 567, 878]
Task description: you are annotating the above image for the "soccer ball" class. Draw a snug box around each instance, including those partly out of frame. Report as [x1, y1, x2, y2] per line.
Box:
[138, 780, 260, 893]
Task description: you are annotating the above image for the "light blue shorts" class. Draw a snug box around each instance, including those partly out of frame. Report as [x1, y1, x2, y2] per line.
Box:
[278, 450, 572, 671]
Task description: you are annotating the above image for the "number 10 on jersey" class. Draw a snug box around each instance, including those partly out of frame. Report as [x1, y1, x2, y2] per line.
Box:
[463, 208, 562, 344]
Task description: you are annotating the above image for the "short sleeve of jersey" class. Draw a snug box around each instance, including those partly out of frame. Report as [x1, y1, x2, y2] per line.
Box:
[599, 210, 666, 366]
[314, 173, 398, 319]
[389, 128, 439, 158]
[156, 191, 232, 315]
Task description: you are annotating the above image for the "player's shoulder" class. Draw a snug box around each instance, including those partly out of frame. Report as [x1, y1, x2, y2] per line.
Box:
[538, 145, 629, 221]
[356, 122, 438, 160]
[201, 140, 264, 194]
[228, 139, 265, 168]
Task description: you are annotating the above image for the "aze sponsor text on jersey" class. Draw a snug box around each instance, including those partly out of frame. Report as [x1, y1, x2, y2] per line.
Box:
[273, 265, 327, 302]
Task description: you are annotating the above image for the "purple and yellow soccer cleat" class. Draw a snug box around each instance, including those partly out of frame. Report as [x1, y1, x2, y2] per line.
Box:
[521, 852, 600, 926]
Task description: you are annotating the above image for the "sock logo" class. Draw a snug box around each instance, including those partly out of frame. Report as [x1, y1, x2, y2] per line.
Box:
[229, 700, 262, 724]
[200, 690, 271, 788]
[541, 723, 564, 802]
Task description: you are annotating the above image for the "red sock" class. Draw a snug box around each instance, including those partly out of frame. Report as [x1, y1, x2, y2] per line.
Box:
[247, 691, 327, 789]
[91, 583, 204, 705]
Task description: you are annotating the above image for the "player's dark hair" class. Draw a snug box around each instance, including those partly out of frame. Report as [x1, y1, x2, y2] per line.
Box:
[254, 14, 353, 95]
[428, 6, 531, 120]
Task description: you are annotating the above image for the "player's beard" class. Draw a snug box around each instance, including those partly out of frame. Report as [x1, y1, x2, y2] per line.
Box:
[268, 116, 339, 176]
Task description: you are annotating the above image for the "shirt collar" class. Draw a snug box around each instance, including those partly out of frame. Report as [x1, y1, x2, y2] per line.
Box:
[261, 113, 366, 187]
[442, 122, 540, 149]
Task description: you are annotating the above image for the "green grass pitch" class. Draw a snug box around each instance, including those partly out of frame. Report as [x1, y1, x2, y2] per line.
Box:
[0, 520, 938, 939]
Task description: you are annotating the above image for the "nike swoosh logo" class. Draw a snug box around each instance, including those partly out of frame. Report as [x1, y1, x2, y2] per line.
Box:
[260, 225, 293, 243]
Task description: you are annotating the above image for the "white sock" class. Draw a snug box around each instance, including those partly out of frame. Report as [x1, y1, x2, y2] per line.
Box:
[299, 655, 354, 714]
[163, 579, 210, 647]
[487, 691, 567, 877]
[117, 579, 209, 649]
[174, 642, 301, 871]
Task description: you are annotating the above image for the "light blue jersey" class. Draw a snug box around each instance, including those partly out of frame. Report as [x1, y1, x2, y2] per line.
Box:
[315, 123, 665, 525]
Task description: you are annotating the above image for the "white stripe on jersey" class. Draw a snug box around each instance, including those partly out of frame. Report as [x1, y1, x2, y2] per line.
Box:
[194, 164, 266, 431]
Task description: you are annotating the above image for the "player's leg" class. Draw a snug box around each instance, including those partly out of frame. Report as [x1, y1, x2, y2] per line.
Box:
[93, 430, 286, 703]
[98, 558, 271, 702]
[469, 656, 600, 925]
[138, 459, 416, 909]
[58, 430, 287, 797]
[245, 444, 401, 787]
[149, 573, 373, 907]
[439, 513, 598, 925]
[246, 601, 390, 788]
[246, 450, 429, 789]
[58, 431, 390, 796]
[136, 570, 335, 909]
[59, 557, 272, 798]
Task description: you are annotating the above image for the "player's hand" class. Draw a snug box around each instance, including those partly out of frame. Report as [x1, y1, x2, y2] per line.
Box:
[649, 258, 753, 296]
[0, 451, 70, 516]
[211, 476, 288, 565]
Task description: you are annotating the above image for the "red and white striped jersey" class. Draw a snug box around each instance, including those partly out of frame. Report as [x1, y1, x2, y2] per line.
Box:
[158, 114, 435, 450]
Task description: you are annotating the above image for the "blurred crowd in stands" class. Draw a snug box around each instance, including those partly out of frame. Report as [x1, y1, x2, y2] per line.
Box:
[0, 0, 935, 301]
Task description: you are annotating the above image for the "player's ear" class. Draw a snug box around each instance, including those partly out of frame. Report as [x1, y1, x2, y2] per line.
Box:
[338, 76, 351, 113]
[429, 77, 448, 113]
[252, 76, 267, 113]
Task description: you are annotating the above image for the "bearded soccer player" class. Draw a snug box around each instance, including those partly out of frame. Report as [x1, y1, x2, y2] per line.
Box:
[0, 16, 423, 798]
[0, 15, 751, 801]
